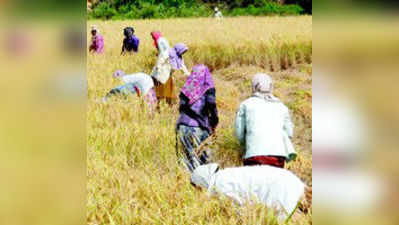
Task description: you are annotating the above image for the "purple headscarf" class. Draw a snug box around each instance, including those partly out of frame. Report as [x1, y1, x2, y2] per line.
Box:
[169, 43, 188, 70]
[113, 70, 125, 78]
[181, 64, 215, 105]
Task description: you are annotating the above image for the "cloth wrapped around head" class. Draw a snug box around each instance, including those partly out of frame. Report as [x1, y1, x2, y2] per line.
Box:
[169, 43, 188, 70]
[91, 25, 99, 34]
[150, 31, 162, 49]
[181, 64, 215, 105]
[124, 27, 134, 37]
[191, 163, 219, 189]
[252, 73, 279, 102]
[113, 70, 125, 78]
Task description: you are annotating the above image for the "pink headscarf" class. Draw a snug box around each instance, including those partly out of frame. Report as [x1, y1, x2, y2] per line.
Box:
[181, 64, 215, 105]
[150, 31, 162, 50]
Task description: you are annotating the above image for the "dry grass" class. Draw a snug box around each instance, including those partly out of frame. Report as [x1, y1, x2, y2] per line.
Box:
[87, 16, 312, 225]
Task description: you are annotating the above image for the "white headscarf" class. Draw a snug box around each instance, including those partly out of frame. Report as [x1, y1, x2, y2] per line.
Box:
[252, 73, 280, 102]
[91, 25, 99, 33]
[191, 163, 219, 189]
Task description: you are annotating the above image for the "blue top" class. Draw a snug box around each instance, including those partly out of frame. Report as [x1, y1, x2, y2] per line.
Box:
[122, 35, 140, 53]
[177, 88, 219, 133]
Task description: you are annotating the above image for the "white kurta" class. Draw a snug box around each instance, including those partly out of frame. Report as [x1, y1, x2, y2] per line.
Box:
[120, 72, 154, 95]
[151, 37, 172, 84]
[214, 11, 223, 19]
[208, 166, 305, 221]
[235, 96, 296, 160]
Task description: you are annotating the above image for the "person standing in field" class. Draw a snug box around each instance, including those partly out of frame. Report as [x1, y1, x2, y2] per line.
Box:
[235, 73, 297, 168]
[214, 7, 223, 19]
[89, 25, 104, 54]
[176, 64, 219, 172]
[121, 27, 140, 55]
[102, 70, 157, 112]
[150, 31, 190, 104]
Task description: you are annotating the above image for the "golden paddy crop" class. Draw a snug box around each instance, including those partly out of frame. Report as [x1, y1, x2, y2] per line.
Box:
[87, 16, 312, 225]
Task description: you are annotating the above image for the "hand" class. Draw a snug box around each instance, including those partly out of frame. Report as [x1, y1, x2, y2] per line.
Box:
[211, 127, 216, 133]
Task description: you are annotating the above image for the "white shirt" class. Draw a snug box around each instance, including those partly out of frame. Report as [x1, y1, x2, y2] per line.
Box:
[214, 11, 223, 18]
[151, 37, 172, 84]
[121, 72, 154, 95]
[209, 166, 305, 221]
[235, 96, 296, 160]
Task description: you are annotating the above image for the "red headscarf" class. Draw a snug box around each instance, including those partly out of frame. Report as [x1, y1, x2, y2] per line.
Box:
[150, 31, 162, 50]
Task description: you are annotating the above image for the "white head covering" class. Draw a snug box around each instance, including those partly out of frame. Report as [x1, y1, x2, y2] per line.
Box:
[252, 73, 279, 102]
[91, 25, 99, 33]
[191, 163, 219, 189]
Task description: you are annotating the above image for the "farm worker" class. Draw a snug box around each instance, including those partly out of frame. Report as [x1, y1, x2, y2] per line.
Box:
[102, 70, 157, 112]
[5, 28, 32, 57]
[169, 43, 190, 75]
[235, 73, 296, 168]
[176, 64, 219, 172]
[150, 31, 190, 104]
[121, 27, 140, 55]
[214, 7, 223, 19]
[89, 25, 104, 54]
[191, 163, 306, 221]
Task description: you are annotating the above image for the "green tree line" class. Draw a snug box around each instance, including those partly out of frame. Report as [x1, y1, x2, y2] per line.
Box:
[88, 0, 311, 20]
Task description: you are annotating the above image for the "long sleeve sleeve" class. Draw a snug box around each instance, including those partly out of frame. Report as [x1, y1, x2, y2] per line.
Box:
[134, 37, 139, 52]
[178, 93, 187, 113]
[95, 37, 100, 48]
[151, 38, 172, 84]
[154, 38, 170, 69]
[283, 106, 294, 139]
[180, 61, 190, 76]
[121, 39, 126, 54]
[157, 38, 170, 53]
[206, 89, 219, 131]
[89, 37, 96, 51]
[151, 51, 169, 81]
[121, 75, 140, 84]
[235, 103, 246, 146]
[156, 51, 169, 67]
[95, 35, 104, 53]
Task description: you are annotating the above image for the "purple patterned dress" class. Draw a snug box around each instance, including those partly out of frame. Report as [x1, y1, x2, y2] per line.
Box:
[176, 64, 219, 171]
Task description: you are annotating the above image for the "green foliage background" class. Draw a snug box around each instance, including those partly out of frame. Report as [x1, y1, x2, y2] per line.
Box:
[88, 0, 311, 20]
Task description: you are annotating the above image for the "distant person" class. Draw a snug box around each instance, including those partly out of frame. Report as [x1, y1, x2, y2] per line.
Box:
[191, 163, 306, 221]
[89, 26, 104, 54]
[214, 7, 223, 19]
[150, 31, 189, 103]
[235, 73, 296, 168]
[121, 27, 140, 55]
[102, 70, 157, 112]
[6, 29, 32, 57]
[176, 64, 219, 172]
